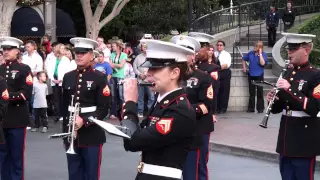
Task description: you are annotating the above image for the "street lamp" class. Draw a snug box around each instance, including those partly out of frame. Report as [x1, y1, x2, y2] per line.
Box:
[188, 0, 193, 32]
[230, 0, 233, 15]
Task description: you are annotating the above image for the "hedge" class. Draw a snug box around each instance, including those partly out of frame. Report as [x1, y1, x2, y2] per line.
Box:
[287, 15, 320, 66]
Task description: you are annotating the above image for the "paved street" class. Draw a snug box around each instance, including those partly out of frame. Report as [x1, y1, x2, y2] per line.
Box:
[21, 120, 320, 180]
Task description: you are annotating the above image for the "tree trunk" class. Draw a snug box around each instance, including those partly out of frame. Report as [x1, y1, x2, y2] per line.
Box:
[0, 0, 17, 36]
[86, 21, 100, 40]
[86, 18, 100, 40]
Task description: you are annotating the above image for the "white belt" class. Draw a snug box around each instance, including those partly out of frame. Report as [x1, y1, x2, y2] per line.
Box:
[282, 110, 320, 117]
[139, 162, 182, 179]
[68, 106, 97, 113]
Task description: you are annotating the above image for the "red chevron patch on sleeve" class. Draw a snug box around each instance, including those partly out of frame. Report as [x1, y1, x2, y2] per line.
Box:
[102, 85, 110, 96]
[2, 89, 8, 100]
[156, 118, 173, 135]
[312, 84, 320, 99]
[26, 74, 33, 85]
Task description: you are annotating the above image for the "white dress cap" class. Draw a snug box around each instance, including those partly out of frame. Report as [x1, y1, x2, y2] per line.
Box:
[139, 39, 194, 68]
[70, 37, 98, 51]
[93, 50, 100, 58]
[282, 33, 316, 44]
[170, 35, 201, 52]
[143, 34, 153, 39]
[188, 32, 215, 43]
[0, 36, 23, 48]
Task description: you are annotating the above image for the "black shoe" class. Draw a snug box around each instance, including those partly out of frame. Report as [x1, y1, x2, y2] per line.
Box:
[217, 109, 221, 114]
[257, 110, 264, 113]
[53, 117, 59, 123]
[246, 109, 255, 113]
[220, 110, 226, 114]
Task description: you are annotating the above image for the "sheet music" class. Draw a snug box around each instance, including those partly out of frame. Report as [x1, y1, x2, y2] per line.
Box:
[89, 118, 131, 139]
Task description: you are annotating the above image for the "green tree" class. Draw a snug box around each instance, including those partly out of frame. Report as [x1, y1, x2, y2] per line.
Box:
[57, 0, 219, 40]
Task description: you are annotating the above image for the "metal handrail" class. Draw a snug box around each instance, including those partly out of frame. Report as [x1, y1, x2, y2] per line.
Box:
[191, 0, 272, 35]
[193, 0, 270, 23]
[231, 3, 320, 69]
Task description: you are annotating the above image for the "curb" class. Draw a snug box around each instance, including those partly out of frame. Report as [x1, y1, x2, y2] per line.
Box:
[209, 142, 320, 171]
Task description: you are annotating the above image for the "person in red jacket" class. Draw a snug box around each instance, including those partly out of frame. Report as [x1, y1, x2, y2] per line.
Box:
[42, 34, 51, 54]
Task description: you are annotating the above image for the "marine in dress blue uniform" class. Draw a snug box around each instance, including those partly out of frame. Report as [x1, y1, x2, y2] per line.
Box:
[267, 33, 319, 180]
[171, 35, 215, 180]
[188, 33, 217, 180]
[120, 40, 196, 180]
[188, 32, 214, 48]
[0, 37, 33, 180]
[0, 76, 9, 145]
[61, 38, 111, 180]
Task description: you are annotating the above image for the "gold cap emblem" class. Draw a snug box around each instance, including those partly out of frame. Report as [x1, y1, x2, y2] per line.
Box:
[164, 100, 169, 104]
[180, 36, 184, 40]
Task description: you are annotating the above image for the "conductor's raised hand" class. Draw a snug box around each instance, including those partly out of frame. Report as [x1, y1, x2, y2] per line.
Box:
[123, 78, 138, 103]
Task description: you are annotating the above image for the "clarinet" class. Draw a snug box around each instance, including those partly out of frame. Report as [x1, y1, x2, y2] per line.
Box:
[117, 79, 155, 87]
[259, 60, 291, 128]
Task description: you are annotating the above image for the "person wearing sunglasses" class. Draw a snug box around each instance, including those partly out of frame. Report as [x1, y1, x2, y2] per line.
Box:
[215, 40, 231, 114]
[266, 33, 319, 180]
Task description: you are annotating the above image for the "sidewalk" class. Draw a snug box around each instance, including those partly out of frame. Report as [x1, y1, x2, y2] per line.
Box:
[106, 111, 320, 169]
[210, 112, 320, 169]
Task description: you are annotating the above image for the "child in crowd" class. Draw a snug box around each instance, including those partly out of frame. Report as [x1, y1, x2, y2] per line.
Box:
[42, 34, 51, 54]
[31, 72, 49, 133]
[94, 51, 112, 83]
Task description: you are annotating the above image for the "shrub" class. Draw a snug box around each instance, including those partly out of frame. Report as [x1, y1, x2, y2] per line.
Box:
[286, 15, 320, 67]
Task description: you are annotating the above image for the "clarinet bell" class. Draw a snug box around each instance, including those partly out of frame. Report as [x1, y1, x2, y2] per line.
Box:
[259, 115, 269, 128]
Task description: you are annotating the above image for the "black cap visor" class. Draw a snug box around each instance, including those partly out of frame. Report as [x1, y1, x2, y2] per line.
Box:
[285, 43, 305, 51]
[179, 45, 194, 51]
[140, 58, 176, 69]
[74, 47, 92, 53]
[200, 42, 210, 47]
[1, 45, 19, 50]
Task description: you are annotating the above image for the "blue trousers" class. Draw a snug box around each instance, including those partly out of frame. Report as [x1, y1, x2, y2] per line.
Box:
[183, 133, 210, 180]
[67, 144, 103, 180]
[0, 128, 26, 180]
[137, 86, 155, 114]
[280, 156, 315, 180]
[183, 149, 200, 180]
[110, 77, 124, 116]
[198, 134, 210, 180]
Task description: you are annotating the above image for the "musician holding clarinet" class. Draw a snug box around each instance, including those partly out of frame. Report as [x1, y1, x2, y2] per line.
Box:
[266, 33, 319, 180]
[61, 37, 111, 180]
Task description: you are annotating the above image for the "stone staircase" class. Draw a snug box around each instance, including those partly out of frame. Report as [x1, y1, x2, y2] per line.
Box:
[226, 32, 283, 111]
[231, 33, 283, 96]
[235, 33, 282, 47]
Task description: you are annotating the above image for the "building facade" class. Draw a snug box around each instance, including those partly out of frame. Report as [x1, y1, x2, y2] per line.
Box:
[12, 0, 75, 43]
